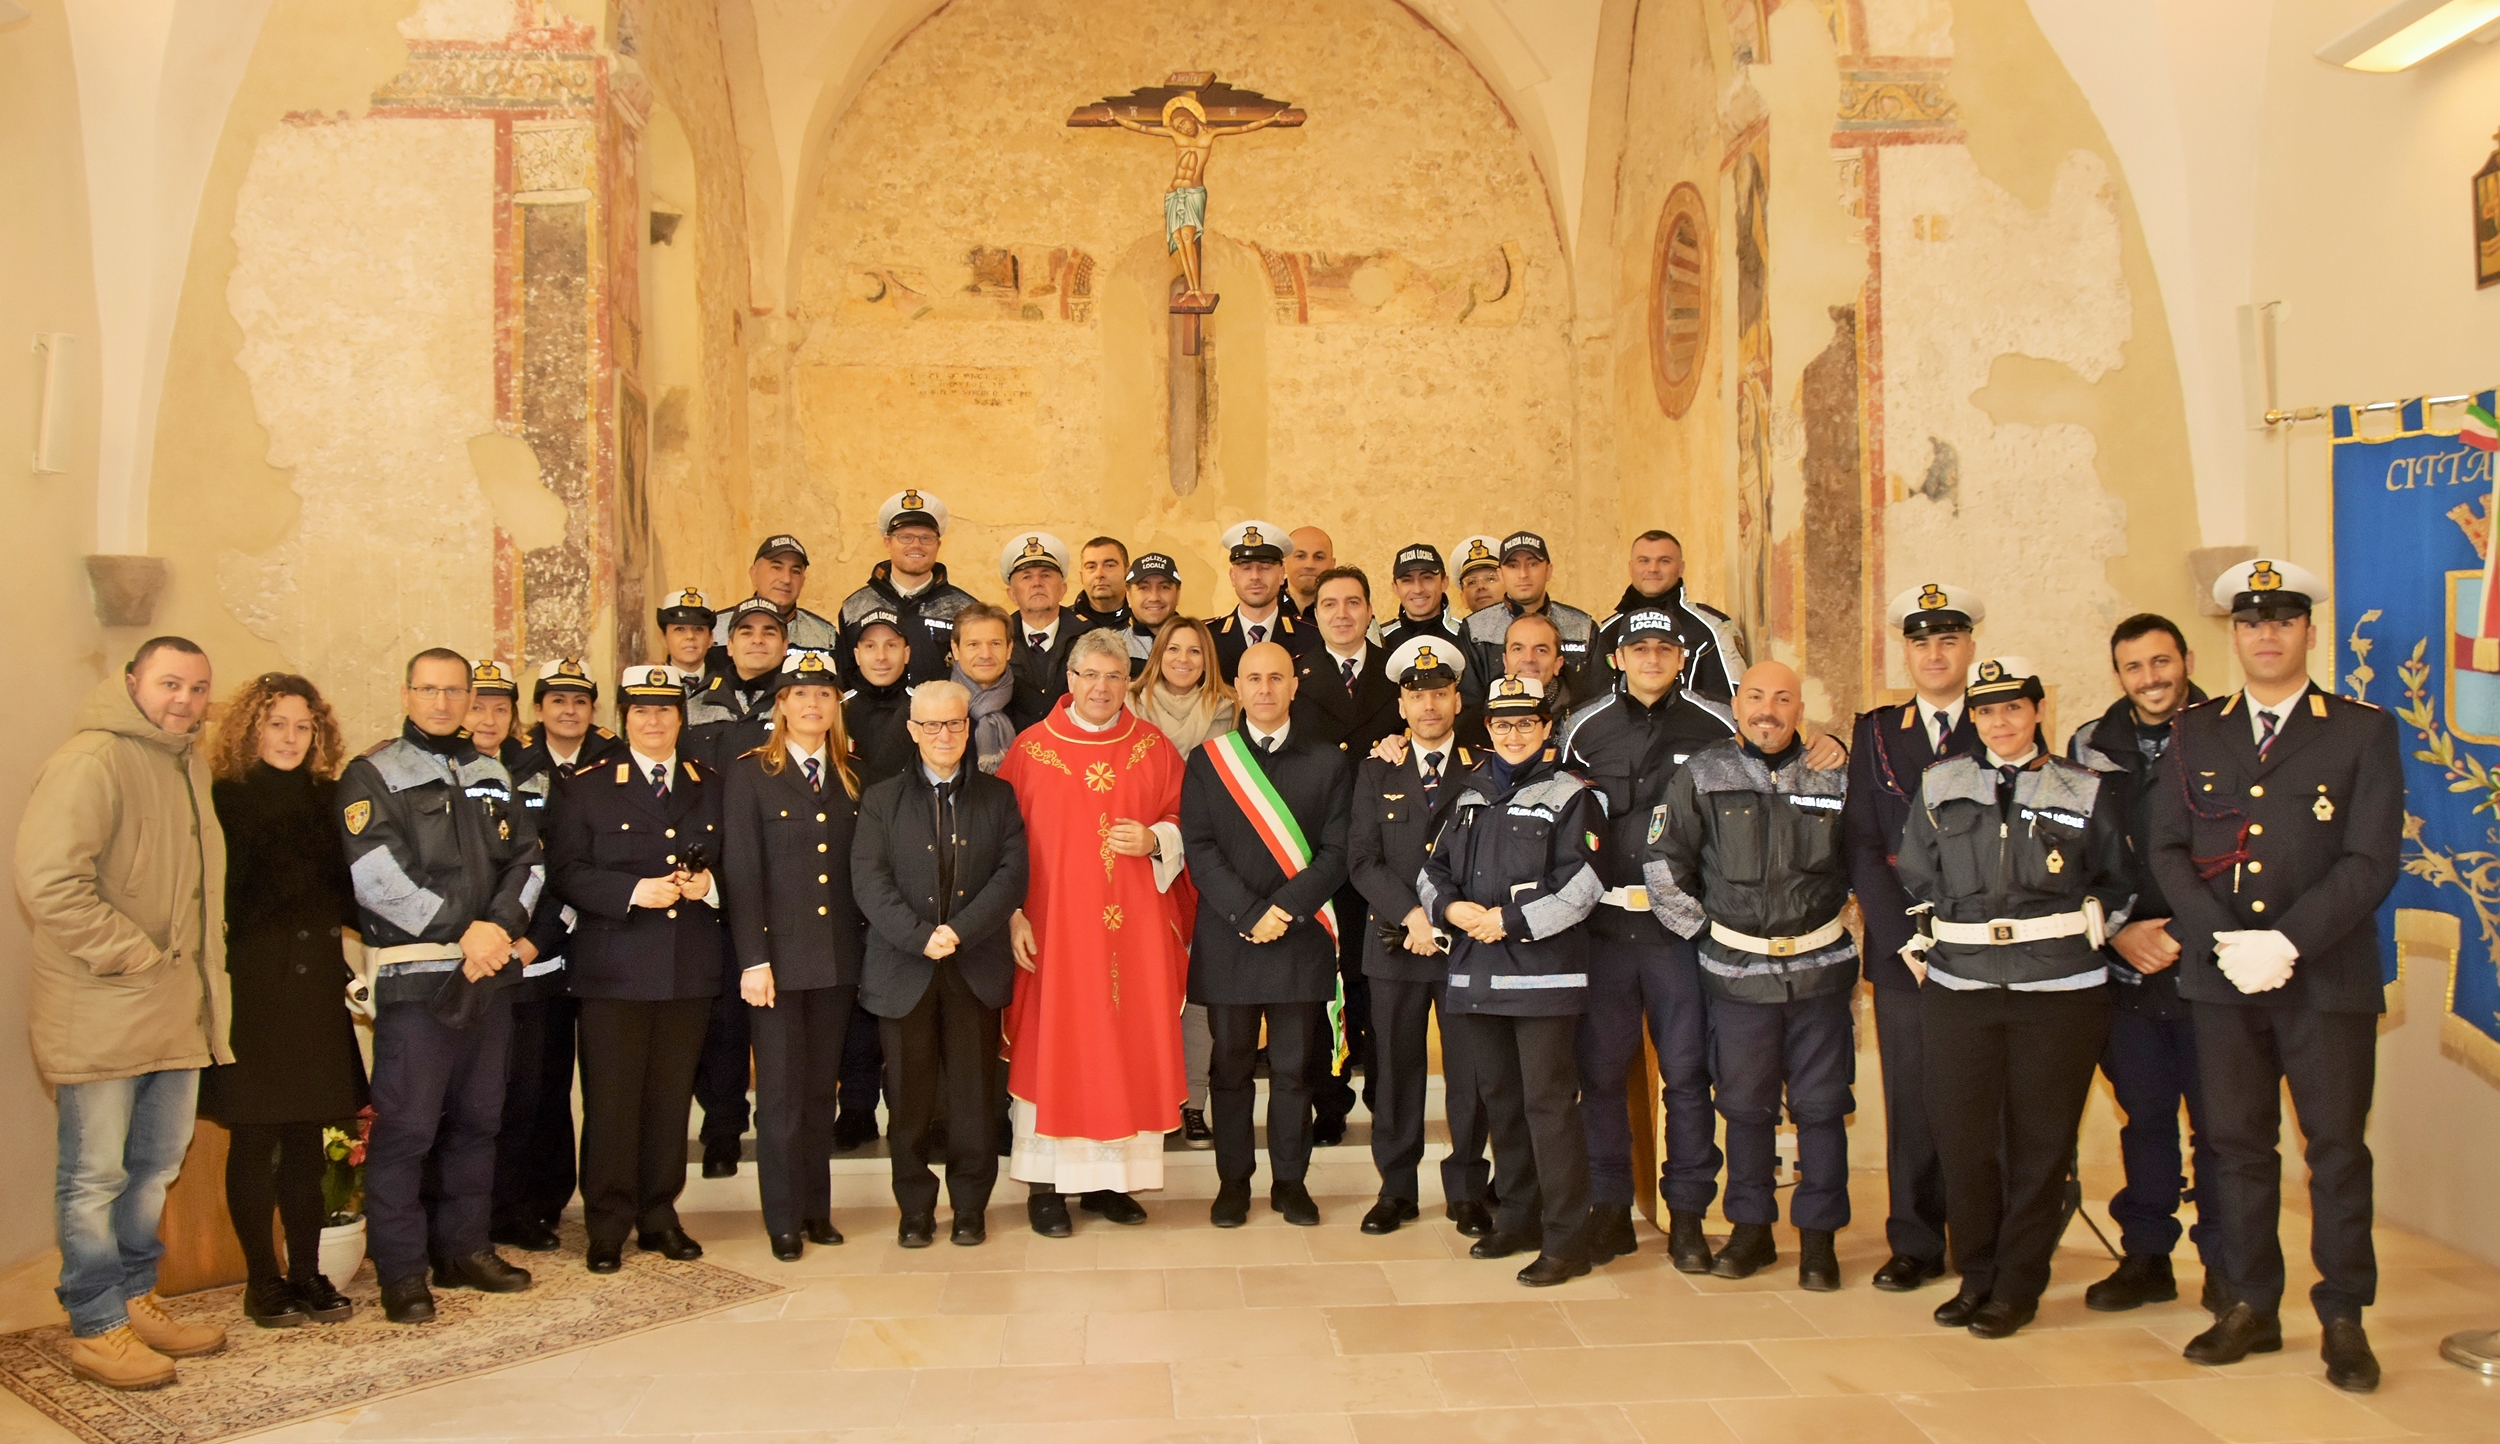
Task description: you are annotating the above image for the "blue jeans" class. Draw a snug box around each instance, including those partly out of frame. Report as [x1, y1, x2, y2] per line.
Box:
[55, 1069, 199, 1336]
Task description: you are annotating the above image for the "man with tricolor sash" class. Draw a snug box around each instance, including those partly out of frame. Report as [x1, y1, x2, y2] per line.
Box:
[1180, 641, 1354, 1229]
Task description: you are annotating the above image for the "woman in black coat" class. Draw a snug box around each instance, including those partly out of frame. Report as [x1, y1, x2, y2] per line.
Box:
[721, 649, 867, 1260]
[204, 673, 364, 1327]
[548, 665, 726, 1273]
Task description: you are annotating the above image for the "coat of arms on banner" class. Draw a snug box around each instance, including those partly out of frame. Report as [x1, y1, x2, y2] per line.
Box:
[2334, 391, 2500, 1083]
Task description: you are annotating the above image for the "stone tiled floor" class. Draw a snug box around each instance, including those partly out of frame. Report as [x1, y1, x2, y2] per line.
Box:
[1, 1162, 2493, 1444]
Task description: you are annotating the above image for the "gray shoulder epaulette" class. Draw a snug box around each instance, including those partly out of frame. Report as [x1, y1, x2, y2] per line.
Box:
[1919, 754, 1994, 809]
[2017, 756, 2101, 818]
[1683, 740, 1757, 794]
[1513, 773, 1588, 812]
[367, 738, 454, 793]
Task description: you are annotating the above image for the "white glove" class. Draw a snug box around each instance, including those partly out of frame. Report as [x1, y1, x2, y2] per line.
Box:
[2214, 929, 2298, 994]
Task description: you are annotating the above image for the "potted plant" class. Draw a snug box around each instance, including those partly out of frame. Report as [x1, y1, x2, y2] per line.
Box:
[317, 1107, 373, 1289]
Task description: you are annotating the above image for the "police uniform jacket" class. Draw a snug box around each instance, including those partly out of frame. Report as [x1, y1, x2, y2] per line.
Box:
[1290, 641, 1404, 758]
[1845, 699, 1979, 987]
[843, 680, 916, 789]
[1378, 606, 1464, 657]
[2146, 685, 2403, 1014]
[547, 753, 726, 1001]
[1211, 609, 1314, 684]
[1010, 609, 1084, 704]
[1068, 594, 1134, 642]
[1897, 752, 2131, 988]
[837, 564, 974, 687]
[1645, 738, 1856, 1004]
[2067, 686, 2206, 1016]
[1419, 752, 1604, 1018]
[1461, 597, 1596, 704]
[1594, 582, 1745, 703]
[1180, 727, 1353, 1005]
[337, 722, 545, 1005]
[1557, 686, 1734, 942]
[852, 763, 1031, 1017]
[720, 750, 866, 994]
[1346, 743, 1473, 982]
[685, 664, 777, 769]
[511, 726, 625, 999]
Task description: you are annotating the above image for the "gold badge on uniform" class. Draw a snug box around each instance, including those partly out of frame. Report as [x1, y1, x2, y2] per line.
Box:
[344, 799, 371, 836]
[2314, 791, 2335, 822]
[2045, 848, 2064, 874]
[499, 818, 511, 840]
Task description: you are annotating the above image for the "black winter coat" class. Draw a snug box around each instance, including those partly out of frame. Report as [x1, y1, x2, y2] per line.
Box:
[853, 763, 1030, 1017]
[719, 750, 866, 993]
[202, 764, 367, 1126]
[1646, 738, 1858, 1004]
[1420, 753, 1605, 1017]
[2068, 686, 2206, 1016]
[844, 681, 916, 790]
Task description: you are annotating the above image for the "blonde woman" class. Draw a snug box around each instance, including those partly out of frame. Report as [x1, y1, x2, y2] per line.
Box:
[720, 650, 867, 1259]
[1126, 617, 1236, 1147]
[204, 673, 362, 1327]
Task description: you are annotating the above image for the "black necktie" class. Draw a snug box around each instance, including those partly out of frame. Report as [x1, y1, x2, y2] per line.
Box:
[1932, 710, 1950, 750]
[802, 756, 821, 793]
[2257, 710, 2280, 757]
[1341, 657, 1358, 692]
[1030, 632, 1047, 651]
[650, 761, 669, 798]
[1422, 750, 1443, 808]
[1247, 624, 1266, 646]
[1261, 734, 1279, 753]
[1997, 763, 2019, 814]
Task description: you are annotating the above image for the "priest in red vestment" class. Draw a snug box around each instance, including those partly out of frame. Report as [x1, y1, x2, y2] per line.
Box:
[999, 628, 1191, 1236]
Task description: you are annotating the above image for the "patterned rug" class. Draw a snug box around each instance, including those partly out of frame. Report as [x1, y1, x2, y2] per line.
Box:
[0, 1225, 783, 1444]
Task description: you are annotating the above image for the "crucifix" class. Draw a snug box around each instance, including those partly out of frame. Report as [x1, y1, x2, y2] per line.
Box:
[1069, 72, 1305, 356]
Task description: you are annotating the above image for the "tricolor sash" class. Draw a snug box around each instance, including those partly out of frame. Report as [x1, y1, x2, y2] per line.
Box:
[1203, 731, 1347, 1068]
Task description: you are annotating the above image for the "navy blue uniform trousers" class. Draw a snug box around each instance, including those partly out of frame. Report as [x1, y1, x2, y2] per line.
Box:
[2102, 1002, 2218, 1265]
[1576, 932, 1720, 1213]
[366, 995, 515, 1284]
[1708, 988, 1855, 1230]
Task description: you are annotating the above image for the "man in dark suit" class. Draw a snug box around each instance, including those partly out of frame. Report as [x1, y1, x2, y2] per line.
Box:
[1842, 580, 1985, 1293]
[854, 680, 1031, 1248]
[546, 665, 727, 1274]
[1181, 641, 1353, 1229]
[1347, 636, 1491, 1235]
[1292, 566, 1405, 1143]
[2152, 558, 2402, 1394]
[1210, 520, 1314, 683]
[1002, 531, 1082, 705]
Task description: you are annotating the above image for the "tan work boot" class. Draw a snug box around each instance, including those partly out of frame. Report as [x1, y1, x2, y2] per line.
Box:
[64, 1326, 175, 1389]
[124, 1291, 225, 1357]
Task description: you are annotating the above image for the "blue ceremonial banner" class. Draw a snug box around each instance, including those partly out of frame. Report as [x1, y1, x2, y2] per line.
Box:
[2333, 391, 2500, 1082]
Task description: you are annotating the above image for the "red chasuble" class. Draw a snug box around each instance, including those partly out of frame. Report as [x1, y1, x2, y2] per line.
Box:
[997, 698, 1190, 1147]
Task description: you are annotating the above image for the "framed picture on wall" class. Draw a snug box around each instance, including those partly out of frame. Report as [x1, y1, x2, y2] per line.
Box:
[2476, 129, 2500, 289]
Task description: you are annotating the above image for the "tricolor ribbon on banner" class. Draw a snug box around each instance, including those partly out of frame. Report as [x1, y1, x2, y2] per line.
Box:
[1202, 731, 1348, 1070]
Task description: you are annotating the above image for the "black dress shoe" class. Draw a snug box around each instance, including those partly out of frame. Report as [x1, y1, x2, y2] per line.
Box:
[242, 1277, 308, 1328]
[1210, 1181, 1251, 1229]
[1666, 1210, 1715, 1274]
[435, 1249, 533, 1293]
[379, 1275, 436, 1324]
[1711, 1223, 1778, 1280]
[951, 1210, 987, 1246]
[1028, 1190, 1074, 1238]
[1311, 1113, 1348, 1148]
[2322, 1317, 2380, 1393]
[1360, 1198, 1419, 1235]
[803, 1217, 844, 1246]
[1797, 1229, 1840, 1292]
[1967, 1299, 2036, 1339]
[1271, 1181, 1320, 1227]
[1447, 1200, 1495, 1238]
[491, 1219, 564, 1253]
[1081, 1190, 1149, 1225]
[1873, 1253, 1947, 1293]
[638, 1227, 704, 1261]
[1932, 1288, 1988, 1328]
[769, 1233, 804, 1262]
[2184, 1302, 2283, 1364]
[1470, 1231, 1534, 1261]
[898, 1215, 936, 1249]
[2085, 1253, 2177, 1312]
[701, 1139, 742, 1179]
[1180, 1106, 1214, 1149]
[2200, 1272, 2231, 1314]
[292, 1274, 354, 1323]
[586, 1242, 623, 1274]
[1584, 1208, 1638, 1264]
[1517, 1254, 1591, 1287]
[832, 1111, 880, 1153]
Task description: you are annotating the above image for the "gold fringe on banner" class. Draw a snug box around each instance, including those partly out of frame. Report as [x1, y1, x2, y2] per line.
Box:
[2399, 908, 2500, 1088]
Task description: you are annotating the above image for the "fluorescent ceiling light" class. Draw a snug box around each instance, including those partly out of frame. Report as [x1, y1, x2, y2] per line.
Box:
[2317, 0, 2500, 71]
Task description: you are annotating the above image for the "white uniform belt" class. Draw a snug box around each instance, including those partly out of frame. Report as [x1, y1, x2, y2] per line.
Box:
[372, 942, 465, 967]
[1600, 886, 1650, 910]
[1708, 916, 1848, 958]
[1931, 911, 2090, 946]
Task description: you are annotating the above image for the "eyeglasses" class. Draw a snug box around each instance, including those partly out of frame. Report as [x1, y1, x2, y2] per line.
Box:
[911, 718, 971, 736]
[408, 686, 472, 702]
[1072, 669, 1130, 686]
[1485, 719, 1548, 738]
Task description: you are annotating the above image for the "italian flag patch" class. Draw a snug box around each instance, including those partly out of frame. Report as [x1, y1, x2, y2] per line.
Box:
[2463, 402, 2499, 452]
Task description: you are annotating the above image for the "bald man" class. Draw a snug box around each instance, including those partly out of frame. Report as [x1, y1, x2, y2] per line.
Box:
[1644, 662, 1860, 1291]
[1284, 528, 1334, 620]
